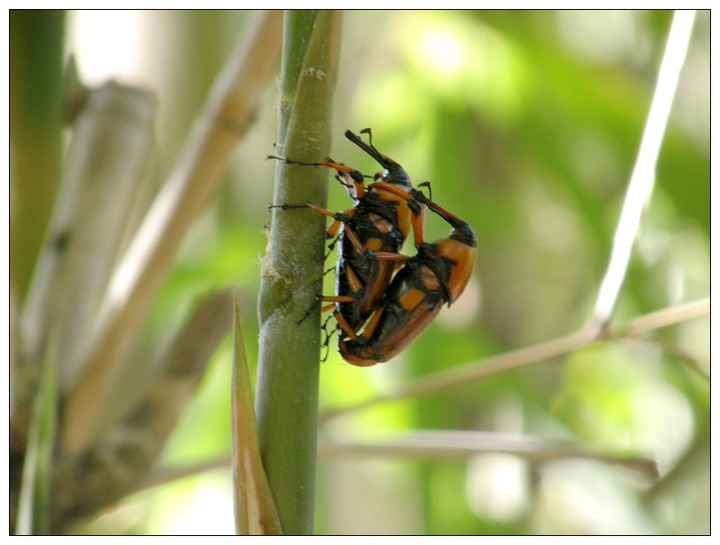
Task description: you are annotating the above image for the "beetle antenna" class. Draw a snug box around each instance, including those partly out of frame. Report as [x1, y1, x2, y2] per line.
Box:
[360, 127, 374, 147]
[345, 129, 387, 166]
[417, 181, 433, 200]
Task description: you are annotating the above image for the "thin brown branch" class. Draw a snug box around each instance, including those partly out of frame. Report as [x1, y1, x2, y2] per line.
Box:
[319, 431, 658, 481]
[620, 297, 709, 337]
[135, 428, 660, 494]
[320, 298, 709, 423]
[321, 331, 589, 423]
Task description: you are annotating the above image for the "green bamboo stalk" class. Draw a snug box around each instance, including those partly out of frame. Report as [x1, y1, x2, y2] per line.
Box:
[255, 10, 341, 535]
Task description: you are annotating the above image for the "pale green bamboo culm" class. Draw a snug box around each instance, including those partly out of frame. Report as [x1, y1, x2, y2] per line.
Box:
[255, 10, 341, 535]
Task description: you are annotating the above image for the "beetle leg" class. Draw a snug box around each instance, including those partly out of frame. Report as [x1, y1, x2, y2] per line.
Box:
[296, 294, 354, 327]
[325, 233, 340, 256]
[268, 154, 367, 199]
[410, 203, 426, 249]
[425, 199, 468, 227]
[358, 306, 385, 339]
[320, 335, 331, 363]
[371, 252, 410, 262]
[319, 295, 356, 305]
[294, 301, 319, 326]
[320, 314, 338, 363]
[340, 223, 409, 265]
[278, 202, 355, 243]
[301, 202, 339, 220]
[325, 218, 343, 239]
[367, 181, 415, 202]
[333, 312, 360, 341]
[267, 203, 310, 211]
[268, 202, 354, 241]
[344, 264, 364, 293]
[336, 222, 366, 256]
[271, 202, 355, 244]
[367, 180, 428, 248]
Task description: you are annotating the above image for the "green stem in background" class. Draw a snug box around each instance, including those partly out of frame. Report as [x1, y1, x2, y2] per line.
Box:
[255, 10, 341, 536]
[15, 332, 59, 535]
[9, 10, 65, 304]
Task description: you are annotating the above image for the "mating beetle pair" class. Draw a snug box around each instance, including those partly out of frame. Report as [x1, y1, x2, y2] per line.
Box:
[270, 129, 476, 366]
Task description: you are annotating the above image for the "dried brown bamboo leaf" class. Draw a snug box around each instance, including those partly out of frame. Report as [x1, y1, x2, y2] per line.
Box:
[232, 292, 282, 535]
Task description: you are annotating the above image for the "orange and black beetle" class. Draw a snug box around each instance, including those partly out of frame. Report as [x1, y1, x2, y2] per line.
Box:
[270, 130, 476, 366]
[337, 199, 476, 366]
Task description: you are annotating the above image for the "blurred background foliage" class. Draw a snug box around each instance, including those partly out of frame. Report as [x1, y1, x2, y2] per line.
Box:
[11, 10, 708, 534]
